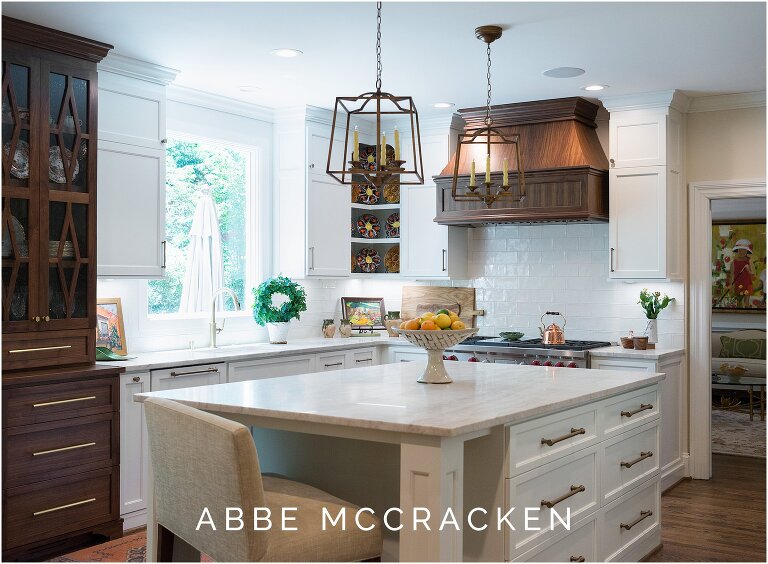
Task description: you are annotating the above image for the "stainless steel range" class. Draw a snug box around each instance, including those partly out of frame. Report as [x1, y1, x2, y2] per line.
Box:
[445, 336, 612, 368]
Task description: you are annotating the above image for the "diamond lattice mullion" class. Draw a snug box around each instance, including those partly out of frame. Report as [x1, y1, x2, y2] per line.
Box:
[3, 262, 20, 321]
[56, 262, 70, 319]
[2, 198, 20, 258]
[3, 65, 22, 186]
[66, 261, 80, 318]
[64, 202, 80, 260]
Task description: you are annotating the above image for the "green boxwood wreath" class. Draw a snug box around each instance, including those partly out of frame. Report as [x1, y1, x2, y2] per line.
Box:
[252, 275, 307, 325]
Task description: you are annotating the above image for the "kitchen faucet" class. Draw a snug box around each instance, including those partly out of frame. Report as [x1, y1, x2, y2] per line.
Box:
[209, 288, 241, 348]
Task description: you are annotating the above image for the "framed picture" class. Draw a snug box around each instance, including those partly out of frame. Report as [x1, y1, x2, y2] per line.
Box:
[712, 221, 766, 313]
[341, 297, 386, 329]
[96, 298, 128, 355]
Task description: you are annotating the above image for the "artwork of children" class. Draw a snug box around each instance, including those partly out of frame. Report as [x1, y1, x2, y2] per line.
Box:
[712, 223, 766, 312]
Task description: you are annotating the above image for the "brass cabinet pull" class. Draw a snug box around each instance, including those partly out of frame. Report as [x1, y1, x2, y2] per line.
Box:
[168, 367, 219, 378]
[33, 395, 96, 408]
[620, 510, 653, 530]
[541, 427, 586, 447]
[34, 316, 41, 322]
[621, 403, 653, 418]
[132, 375, 141, 383]
[33, 442, 96, 456]
[44, 315, 50, 321]
[621, 451, 654, 468]
[9, 345, 72, 354]
[541, 484, 585, 509]
[570, 557, 586, 562]
[324, 362, 343, 368]
[33, 497, 96, 516]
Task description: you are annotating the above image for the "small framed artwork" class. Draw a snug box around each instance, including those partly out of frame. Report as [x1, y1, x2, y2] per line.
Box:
[341, 297, 386, 329]
[712, 221, 766, 313]
[96, 298, 128, 355]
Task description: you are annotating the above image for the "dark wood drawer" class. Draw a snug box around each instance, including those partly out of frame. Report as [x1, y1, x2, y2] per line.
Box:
[3, 467, 118, 550]
[3, 377, 117, 427]
[2, 330, 94, 371]
[5, 413, 117, 487]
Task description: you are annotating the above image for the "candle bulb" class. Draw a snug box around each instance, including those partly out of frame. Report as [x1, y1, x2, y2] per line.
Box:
[353, 126, 359, 162]
[485, 154, 491, 184]
[380, 131, 387, 166]
[503, 158, 509, 186]
[470, 160, 476, 187]
[394, 127, 400, 161]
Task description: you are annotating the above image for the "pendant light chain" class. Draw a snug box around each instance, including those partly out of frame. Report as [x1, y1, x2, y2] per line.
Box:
[376, 1, 383, 91]
[485, 42, 493, 126]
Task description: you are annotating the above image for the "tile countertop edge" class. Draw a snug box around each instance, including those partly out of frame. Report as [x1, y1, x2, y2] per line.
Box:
[97, 337, 411, 372]
[589, 345, 685, 361]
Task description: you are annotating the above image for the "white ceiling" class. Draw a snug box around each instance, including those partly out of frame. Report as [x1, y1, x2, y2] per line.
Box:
[3, 1, 765, 115]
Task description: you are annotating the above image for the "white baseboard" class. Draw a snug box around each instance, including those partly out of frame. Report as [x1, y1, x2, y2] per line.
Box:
[661, 458, 688, 492]
[122, 509, 148, 531]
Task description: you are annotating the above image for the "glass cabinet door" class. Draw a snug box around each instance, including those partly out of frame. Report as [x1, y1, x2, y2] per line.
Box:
[2, 58, 38, 328]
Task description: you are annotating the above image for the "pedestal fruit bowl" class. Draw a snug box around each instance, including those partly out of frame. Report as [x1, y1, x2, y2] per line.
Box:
[394, 327, 479, 384]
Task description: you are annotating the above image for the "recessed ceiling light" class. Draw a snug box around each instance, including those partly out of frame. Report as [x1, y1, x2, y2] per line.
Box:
[583, 84, 608, 92]
[434, 102, 455, 109]
[270, 48, 303, 58]
[542, 67, 585, 78]
[238, 85, 261, 93]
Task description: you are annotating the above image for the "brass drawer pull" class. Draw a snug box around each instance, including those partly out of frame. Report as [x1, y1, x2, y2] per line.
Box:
[620, 510, 653, 530]
[9, 345, 72, 354]
[324, 362, 343, 367]
[570, 557, 586, 562]
[541, 484, 585, 509]
[33, 497, 96, 516]
[168, 368, 219, 378]
[620, 451, 654, 468]
[33, 442, 96, 456]
[33, 395, 96, 408]
[621, 403, 653, 418]
[541, 427, 586, 447]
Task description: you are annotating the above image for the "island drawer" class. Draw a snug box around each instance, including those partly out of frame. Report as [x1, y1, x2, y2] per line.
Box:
[151, 363, 226, 390]
[506, 445, 599, 559]
[5, 412, 117, 487]
[600, 420, 660, 506]
[598, 477, 660, 561]
[513, 515, 597, 562]
[3, 377, 118, 427]
[507, 404, 598, 477]
[600, 385, 659, 438]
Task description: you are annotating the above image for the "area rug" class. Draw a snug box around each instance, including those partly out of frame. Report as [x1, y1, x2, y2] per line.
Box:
[48, 531, 213, 563]
[711, 408, 766, 458]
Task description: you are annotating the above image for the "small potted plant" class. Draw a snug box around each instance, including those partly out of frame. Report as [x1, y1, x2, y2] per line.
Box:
[253, 275, 307, 344]
[638, 289, 674, 346]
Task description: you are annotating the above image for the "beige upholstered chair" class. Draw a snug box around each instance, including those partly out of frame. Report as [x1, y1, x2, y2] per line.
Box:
[144, 397, 382, 562]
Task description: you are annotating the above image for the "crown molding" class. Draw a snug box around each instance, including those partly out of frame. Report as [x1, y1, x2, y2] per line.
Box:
[600, 90, 690, 113]
[98, 53, 179, 85]
[687, 91, 766, 113]
[167, 85, 274, 123]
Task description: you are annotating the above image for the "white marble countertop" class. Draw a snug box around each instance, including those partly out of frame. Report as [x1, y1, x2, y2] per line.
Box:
[135, 362, 664, 437]
[97, 337, 403, 372]
[589, 345, 685, 361]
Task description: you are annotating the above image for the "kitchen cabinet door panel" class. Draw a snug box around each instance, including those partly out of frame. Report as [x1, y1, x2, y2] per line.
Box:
[228, 355, 315, 382]
[119, 371, 149, 518]
[307, 175, 350, 277]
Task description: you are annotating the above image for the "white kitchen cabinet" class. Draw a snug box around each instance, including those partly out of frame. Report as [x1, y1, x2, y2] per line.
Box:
[387, 346, 428, 363]
[317, 352, 347, 371]
[150, 363, 225, 391]
[307, 175, 351, 276]
[348, 347, 377, 367]
[97, 56, 177, 278]
[590, 352, 685, 492]
[228, 355, 316, 382]
[119, 370, 150, 530]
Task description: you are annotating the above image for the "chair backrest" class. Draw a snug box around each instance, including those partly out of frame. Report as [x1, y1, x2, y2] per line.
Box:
[144, 397, 269, 562]
[712, 329, 767, 356]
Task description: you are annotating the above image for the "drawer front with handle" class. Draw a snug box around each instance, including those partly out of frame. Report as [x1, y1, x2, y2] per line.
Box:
[351, 348, 376, 367]
[150, 363, 225, 392]
[2, 329, 93, 370]
[318, 353, 346, 371]
[506, 445, 599, 559]
[601, 385, 659, 438]
[598, 477, 660, 561]
[601, 420, 660, 506]
[3, 377, 117, 427]
[5, 413, 117, 487]
[515, 516, 597, 562]
[507, 404, 598, 476]
[3, 467, 118, 549]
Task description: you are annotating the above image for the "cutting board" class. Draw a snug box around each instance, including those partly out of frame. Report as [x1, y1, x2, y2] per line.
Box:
[400, 286, 485, 328]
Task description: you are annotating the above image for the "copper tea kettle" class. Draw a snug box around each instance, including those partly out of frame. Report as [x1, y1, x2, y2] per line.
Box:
[539, 311, 566, 345]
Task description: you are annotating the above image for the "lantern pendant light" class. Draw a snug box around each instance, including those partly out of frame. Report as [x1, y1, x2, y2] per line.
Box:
[326, 2, 424, 188]
[451, 26, 525, 207]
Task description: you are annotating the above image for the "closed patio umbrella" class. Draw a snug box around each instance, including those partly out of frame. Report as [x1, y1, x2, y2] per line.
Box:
[179, 187, 223, 313]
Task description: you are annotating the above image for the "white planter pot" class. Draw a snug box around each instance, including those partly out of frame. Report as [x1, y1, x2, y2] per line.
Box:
[645, 319, 658, 344]
[267, 322, 291, 344]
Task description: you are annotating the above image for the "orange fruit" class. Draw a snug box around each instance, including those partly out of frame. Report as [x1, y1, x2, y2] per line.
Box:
[450, 320, 466, 330]
[434, 313, 452, 329]
[420, 320, 439, 331]
[404, 319, 421, 330]
[448, 312, 460, 322]
[399, 321, 407, 329]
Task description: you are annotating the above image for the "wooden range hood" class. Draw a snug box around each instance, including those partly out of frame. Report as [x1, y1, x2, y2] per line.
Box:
[434, 97, 609, 225]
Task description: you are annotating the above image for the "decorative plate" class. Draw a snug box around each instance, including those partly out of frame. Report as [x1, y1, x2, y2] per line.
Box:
[385, 212, 400, 238]
[2, 139, 30, 179]
[358, 145, 378, 171]
[383, 182, 400, 204]
[356, 214, 380, 239]
[356, 247, 381, 273]
[49, 145, 79, 184]
[357, 184, 379, 205]
[385, 245, 400, 273]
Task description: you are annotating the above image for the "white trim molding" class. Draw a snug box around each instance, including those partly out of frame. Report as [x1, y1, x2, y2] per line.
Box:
[688, 91, 766, 113]
[98, 53, 179, 85]
[601, 89, 690, 113]
[167, 85, 274, 124]
[688, 179, 766, 480]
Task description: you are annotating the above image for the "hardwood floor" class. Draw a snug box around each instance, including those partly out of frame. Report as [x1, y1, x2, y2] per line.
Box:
[649, 454, 766, 562]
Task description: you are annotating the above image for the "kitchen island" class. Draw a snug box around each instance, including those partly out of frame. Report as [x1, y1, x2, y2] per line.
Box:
[137, 361, 664, 562]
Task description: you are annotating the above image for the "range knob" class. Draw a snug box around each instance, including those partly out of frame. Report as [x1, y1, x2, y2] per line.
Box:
[567, 362, 578, 368]
[554, 361, 565, 367]
[531, 360, 542, 366]
[543, 360, 553, 367]
[468, 356, 480, 363]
